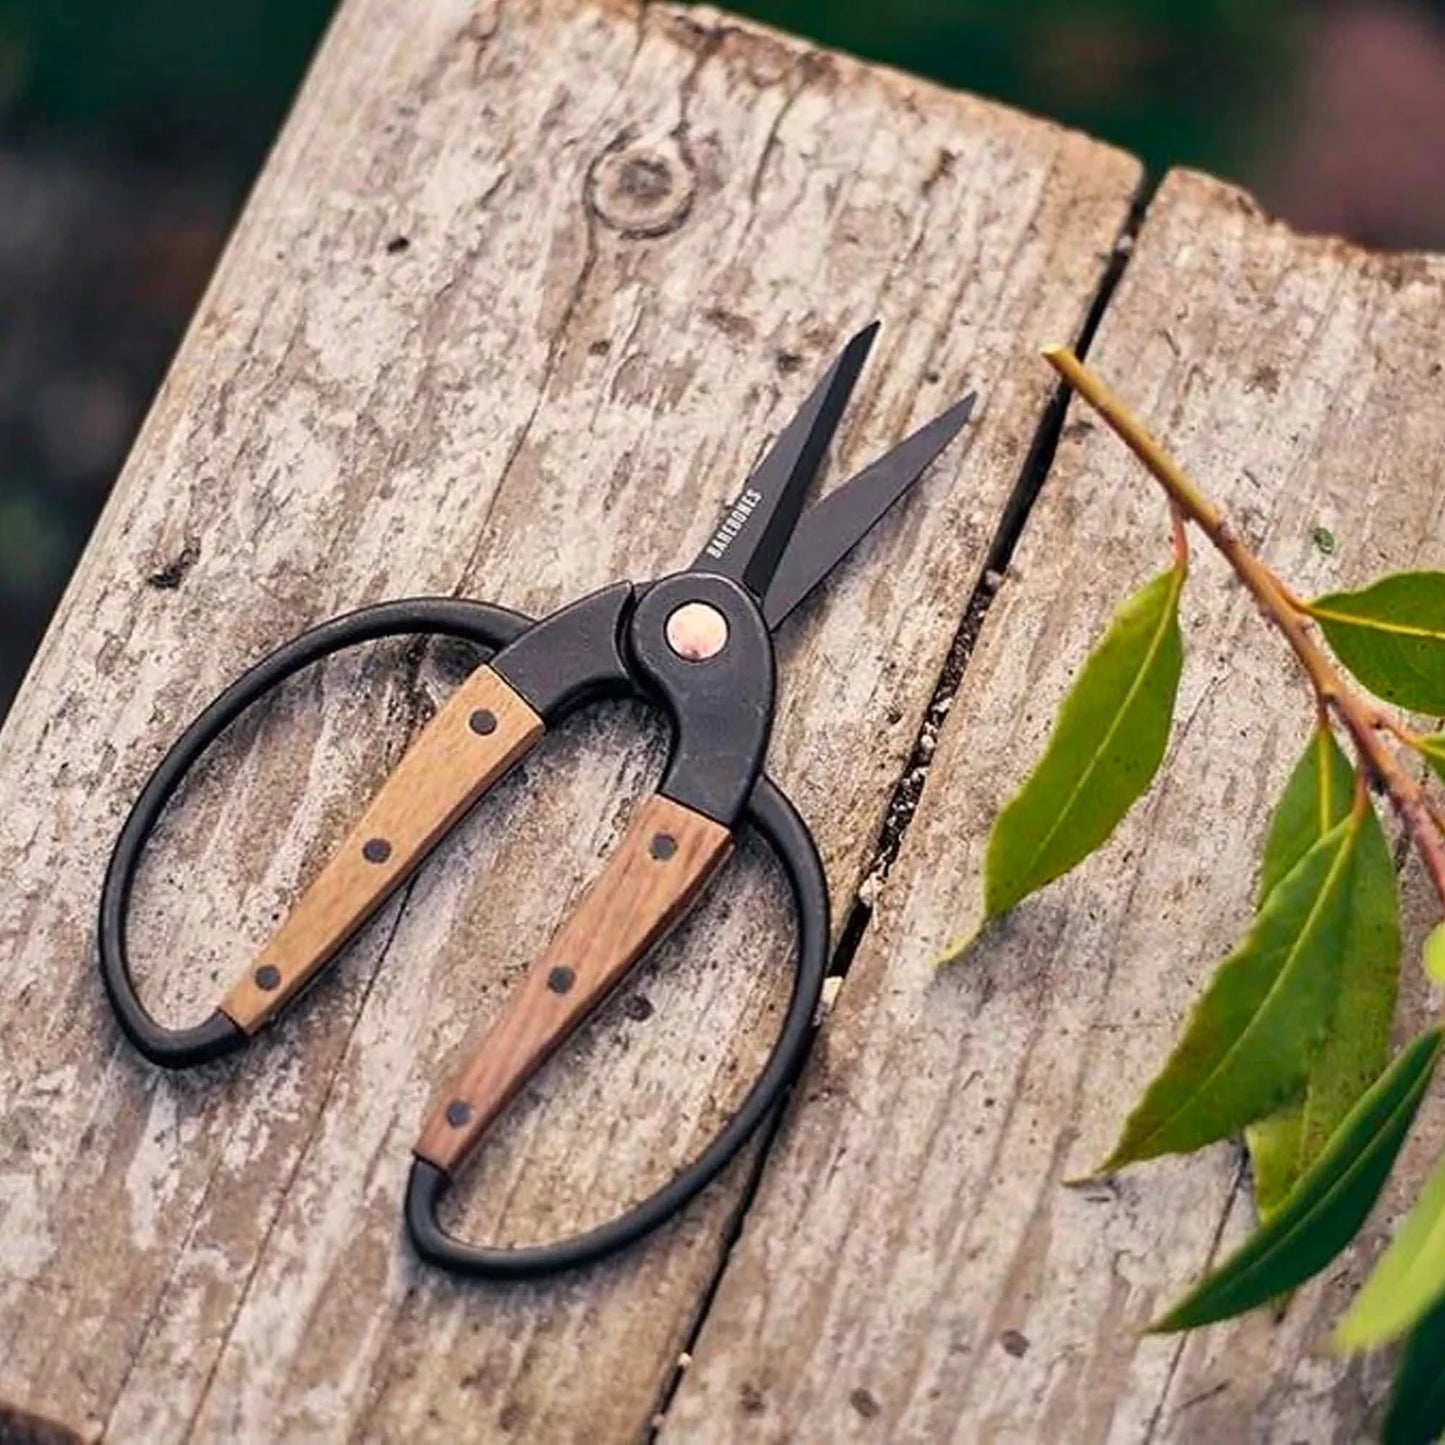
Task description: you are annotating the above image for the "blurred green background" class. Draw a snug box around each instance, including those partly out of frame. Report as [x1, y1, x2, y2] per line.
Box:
[3, 0, 1445, 719]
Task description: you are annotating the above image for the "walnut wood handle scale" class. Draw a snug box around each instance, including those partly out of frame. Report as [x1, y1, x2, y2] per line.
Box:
[220, 665, 543, 1032]
[414, 794, 731, 1172]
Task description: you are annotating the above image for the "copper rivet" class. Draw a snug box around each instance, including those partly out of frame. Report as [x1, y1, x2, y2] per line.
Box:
[547, 965, 575, 994]
[665, 602, 728, 661]
[445, 1100, 473, 1128]
[255, 964, 281, 991]
[469, 708, 497, 735]
[650, 832, 678, 860]
[362, 837, 392, 864]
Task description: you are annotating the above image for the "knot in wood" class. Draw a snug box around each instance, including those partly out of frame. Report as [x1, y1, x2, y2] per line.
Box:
[590, 141, 695, 238]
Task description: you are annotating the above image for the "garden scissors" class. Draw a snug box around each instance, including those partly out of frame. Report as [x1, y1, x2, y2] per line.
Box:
[98, 321, 976, 1277]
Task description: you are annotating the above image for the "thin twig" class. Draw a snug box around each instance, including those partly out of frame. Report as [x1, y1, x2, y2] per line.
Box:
[1271, 576, 1312, 614]
[1425, 794, 1445, 843]
[1043, 345, 1445, 912]
[1351, 763, 1370, 820]
[1169, 502, 1190, 571]
[1375, 712, 1422, 748]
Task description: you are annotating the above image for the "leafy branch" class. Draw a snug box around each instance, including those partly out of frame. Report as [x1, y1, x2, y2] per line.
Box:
[1042, 345, 1445, 913]
[946, 348, 1445, 1444]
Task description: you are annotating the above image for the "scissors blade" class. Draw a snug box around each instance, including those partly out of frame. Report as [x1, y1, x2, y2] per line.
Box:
[692, 321, 879, 601]
[760, 391, 976, 630]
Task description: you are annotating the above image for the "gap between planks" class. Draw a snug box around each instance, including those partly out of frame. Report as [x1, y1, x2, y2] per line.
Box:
[647, 187, 1148, 1438]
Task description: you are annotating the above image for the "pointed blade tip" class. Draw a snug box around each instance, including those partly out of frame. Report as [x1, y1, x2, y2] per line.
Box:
[948, 391, 978, 426]
[757, 390, 976, 629]
[921, 391, 977, 448]
[717, 320, 879, 595]
[845, 319, 882, 357]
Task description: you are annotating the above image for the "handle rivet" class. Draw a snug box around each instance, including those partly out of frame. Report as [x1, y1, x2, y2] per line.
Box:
[445, 1100, 473, 1128]
[547, 965, 576, 994]
[650, 832, 678, 860]
[468, 708, 497, 736]
[362, 837, 392, 864]
[254, 964, 281, 991]
[665, 601, 728, 661]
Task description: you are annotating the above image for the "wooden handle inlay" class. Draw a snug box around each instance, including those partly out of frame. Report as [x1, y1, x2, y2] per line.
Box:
[220, 665, 543, 1033]
[414, 794, 731, 1173]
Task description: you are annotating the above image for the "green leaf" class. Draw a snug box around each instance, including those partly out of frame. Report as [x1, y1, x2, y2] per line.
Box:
[1101, 813, 1362, 1170]
[1245, 728, 1356, 1216]
[1149, 1029, 1443, 1332]
[1310, 572, 1445, 714]
[1426, 922, 1445, 986]
[981, 565, 1184, 922]
[1289, 813, 1397, 1184]
[1246, 734, 1400, 1219]
[1414, 733, 1445, 787]
[1244, 1113, 1305, 1228]
[1337, 1149, 1445, 1350]
[1385, 1290, 1445, 1445]
[1257, 727, 1355, 904]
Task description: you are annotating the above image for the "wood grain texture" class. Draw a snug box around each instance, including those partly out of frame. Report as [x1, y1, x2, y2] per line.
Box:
[0, 0, 1137, 1439]
[417, 793, 730, 1170]
[667, 168, 1445, 1442]
[223, 666, 542, 1032]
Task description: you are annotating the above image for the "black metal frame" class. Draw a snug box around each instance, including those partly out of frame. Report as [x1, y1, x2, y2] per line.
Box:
[98, 598, 532, 1068]
[97, 585, 828, 1279]
[404, 773, 828, 1279]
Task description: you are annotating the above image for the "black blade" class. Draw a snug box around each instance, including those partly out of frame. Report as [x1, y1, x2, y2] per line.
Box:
[693, 322, 879, 601]
[761, 391, 976, 629]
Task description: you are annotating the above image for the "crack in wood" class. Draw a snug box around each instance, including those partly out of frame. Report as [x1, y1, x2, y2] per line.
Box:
[648, 191, 1148, 1440]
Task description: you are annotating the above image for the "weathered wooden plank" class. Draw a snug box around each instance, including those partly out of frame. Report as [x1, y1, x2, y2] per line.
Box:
[667, 169, 1445, 1442]
[0, 0, 1137, 1438]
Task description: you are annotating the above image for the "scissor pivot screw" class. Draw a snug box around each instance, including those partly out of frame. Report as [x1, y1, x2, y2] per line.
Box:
[665, 602, 728, 661]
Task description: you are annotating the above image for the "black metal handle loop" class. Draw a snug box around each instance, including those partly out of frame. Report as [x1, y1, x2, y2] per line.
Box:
[404, 771, 829, 1278]
[97, 599, 532, 1068]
